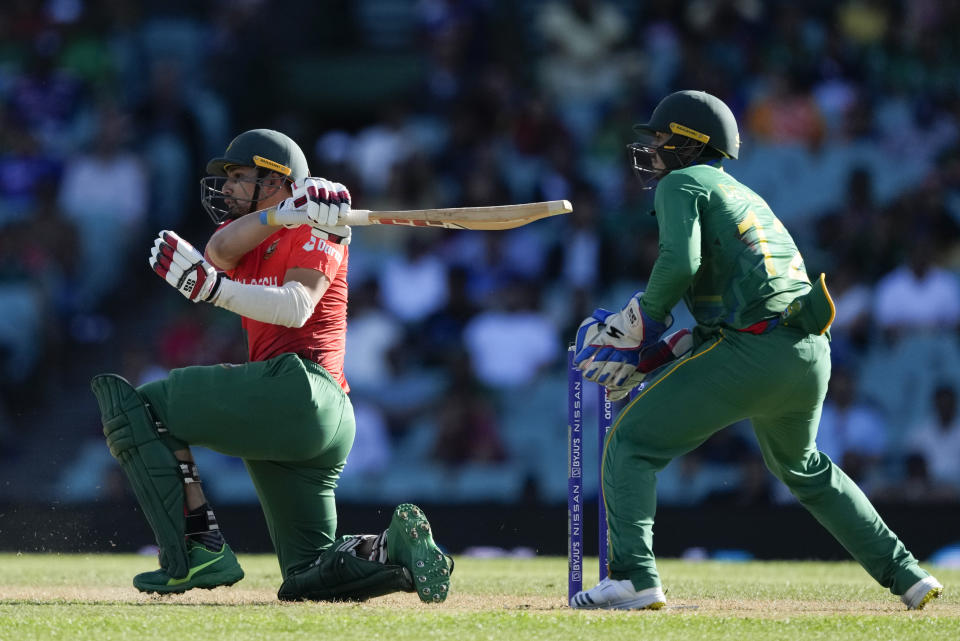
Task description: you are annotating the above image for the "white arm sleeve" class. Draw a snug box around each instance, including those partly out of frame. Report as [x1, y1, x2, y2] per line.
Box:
[212, 278, 317, 328]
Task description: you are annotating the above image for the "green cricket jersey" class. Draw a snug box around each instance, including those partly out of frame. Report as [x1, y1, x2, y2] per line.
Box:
[640, 164, 812, 329]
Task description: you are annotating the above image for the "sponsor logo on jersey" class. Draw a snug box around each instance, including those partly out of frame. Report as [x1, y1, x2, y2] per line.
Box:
[238, 276, 279, 286]
[302, 235, 344, 259]
[263, 239, 280, 260]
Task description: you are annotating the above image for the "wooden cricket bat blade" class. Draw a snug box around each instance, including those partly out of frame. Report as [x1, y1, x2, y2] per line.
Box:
[341, 200, 572, 230]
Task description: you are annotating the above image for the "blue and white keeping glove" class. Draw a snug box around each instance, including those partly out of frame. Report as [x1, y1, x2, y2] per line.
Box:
[603, 328, 694, 400]
[573, 291, 671, 386]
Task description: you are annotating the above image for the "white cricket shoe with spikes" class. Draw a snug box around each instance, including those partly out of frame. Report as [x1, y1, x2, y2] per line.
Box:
[570, 577, 666, 610]
[901, 576, 943, 610]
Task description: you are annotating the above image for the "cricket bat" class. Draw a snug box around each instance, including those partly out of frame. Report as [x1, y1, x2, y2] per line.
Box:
[261, 200, 572, 231]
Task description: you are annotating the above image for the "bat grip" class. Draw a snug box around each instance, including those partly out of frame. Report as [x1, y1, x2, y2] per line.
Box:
[260, 207, 309, 227]
[340, 209, 371, 226]
[260, 208, 370, 227]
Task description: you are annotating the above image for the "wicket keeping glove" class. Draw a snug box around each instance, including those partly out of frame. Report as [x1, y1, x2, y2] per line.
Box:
[603, 328, 694, 400]
[573, 291, 671, 386]
[149, 230, 223, 303]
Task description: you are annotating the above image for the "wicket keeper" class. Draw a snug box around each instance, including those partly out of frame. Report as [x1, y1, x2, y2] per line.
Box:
[570, 91, 943, 611]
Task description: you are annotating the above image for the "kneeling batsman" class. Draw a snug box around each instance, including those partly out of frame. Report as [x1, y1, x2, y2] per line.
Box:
[574, 291, 692, 398]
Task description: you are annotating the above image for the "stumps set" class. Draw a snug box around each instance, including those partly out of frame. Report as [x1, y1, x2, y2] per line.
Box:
[567, 345, 629, 601]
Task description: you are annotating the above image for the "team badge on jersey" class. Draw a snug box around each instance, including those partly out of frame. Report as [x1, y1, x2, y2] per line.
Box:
[263, 239, 280, 260]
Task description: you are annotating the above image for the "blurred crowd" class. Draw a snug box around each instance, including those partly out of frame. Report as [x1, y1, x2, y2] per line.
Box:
[3, 0, 960, 507]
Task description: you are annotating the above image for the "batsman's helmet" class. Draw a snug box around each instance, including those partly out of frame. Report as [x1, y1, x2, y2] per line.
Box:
[629, 90, 740, 189]
[201, 128, 310, 223]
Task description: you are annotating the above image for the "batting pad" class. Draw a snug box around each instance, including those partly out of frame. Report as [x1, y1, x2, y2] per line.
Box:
[91, 374, 189, 579]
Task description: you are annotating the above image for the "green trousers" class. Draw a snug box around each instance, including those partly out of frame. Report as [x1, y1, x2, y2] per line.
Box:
[138, 353, 355, 579]
[604, 326, 929, 596]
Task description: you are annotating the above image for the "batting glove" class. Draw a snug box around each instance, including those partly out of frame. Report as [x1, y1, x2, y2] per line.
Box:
[262, 177, 350, 229]
[149, 230, 223, 303]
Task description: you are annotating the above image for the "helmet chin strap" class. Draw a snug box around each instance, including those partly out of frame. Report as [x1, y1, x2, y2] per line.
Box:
[247, 167, 267, 214]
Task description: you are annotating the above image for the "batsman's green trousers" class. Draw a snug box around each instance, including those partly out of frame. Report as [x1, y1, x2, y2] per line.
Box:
[138, 353, 355, 579]
[603, 325, 930, 596]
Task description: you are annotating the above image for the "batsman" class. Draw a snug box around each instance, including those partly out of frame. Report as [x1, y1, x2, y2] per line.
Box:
[570, 91, 943, 610]
[89, 128, 453, 602]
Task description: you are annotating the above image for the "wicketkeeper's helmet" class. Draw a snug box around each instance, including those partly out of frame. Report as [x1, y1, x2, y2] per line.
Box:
[628, 90, 740, 189]
[201, 128, 310, 223]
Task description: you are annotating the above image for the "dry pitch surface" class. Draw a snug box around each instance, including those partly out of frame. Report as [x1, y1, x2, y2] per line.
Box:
[1, 554, 957, 640]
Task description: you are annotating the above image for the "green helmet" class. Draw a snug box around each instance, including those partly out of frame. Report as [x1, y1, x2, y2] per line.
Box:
[201, 129, 310, 223]
[628, 90, 740, 189]
[206, 128, 310, 180]
[634, 90, 740, 159]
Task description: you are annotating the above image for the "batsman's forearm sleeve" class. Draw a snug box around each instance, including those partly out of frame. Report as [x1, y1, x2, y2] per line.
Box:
[213, 278, 317, 328]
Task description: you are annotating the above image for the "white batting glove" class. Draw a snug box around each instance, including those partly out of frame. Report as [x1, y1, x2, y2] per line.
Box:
[149, 230, 223, 303]
[267, 177, 350, 228]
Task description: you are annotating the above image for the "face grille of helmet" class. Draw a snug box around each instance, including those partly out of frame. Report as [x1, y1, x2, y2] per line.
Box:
[627, 132, 707, 190]
[199, 172, 289, 223]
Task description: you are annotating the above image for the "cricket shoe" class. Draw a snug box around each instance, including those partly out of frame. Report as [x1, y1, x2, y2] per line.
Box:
[133, 541, 244, 594]
[570, 578, 666, 610]
[901, 576, 943, 610]
[386, 503, 453, 603]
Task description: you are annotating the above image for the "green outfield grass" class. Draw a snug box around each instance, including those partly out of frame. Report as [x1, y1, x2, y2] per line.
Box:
[0, 554, 957, 640]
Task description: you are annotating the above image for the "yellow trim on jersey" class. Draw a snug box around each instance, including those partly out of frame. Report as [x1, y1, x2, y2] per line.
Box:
[598, 333, 726, 563]
[253, 155, 292, 176]
[669, 122, 710, 144]
[818, 273, 836, 335]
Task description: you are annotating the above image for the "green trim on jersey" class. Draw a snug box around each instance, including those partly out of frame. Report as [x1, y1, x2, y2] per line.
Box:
[640, 165, 811, 329]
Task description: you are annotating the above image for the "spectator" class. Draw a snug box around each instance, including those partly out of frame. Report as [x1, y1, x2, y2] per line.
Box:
[7, 36, 85, 156]
[431, 355, 506, 466]
[350, 106, 416, 198]
[57, 102, 147, 313]
[378, 232, 449, 324]
[421, 266, 479, 362]
[341, 399, 392, 478]
[344, 278, 402, 393]
[873, 237, 960, 342]
[746, 72, 827, 148]
[462, 280, 559, 388]
[825, 259, 872, 360]
[135, 59, 205, 231]
[0, 127, 60, 226]
[536, 0, 630, 142]
[905, 384, 960, 491]
[815, 167, 890, 277]
[0, 224, 45, 384]
[874, 453, 957, 503]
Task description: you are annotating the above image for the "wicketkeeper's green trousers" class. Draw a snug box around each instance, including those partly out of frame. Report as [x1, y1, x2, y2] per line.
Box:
[138, 353, 355, 579]
[603, 325, 931, 596]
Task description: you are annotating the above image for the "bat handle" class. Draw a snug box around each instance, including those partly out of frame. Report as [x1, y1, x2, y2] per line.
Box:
[340, 209, 371, 226]
[260, 208, 371, 227]
[260, 207, 307, 227]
